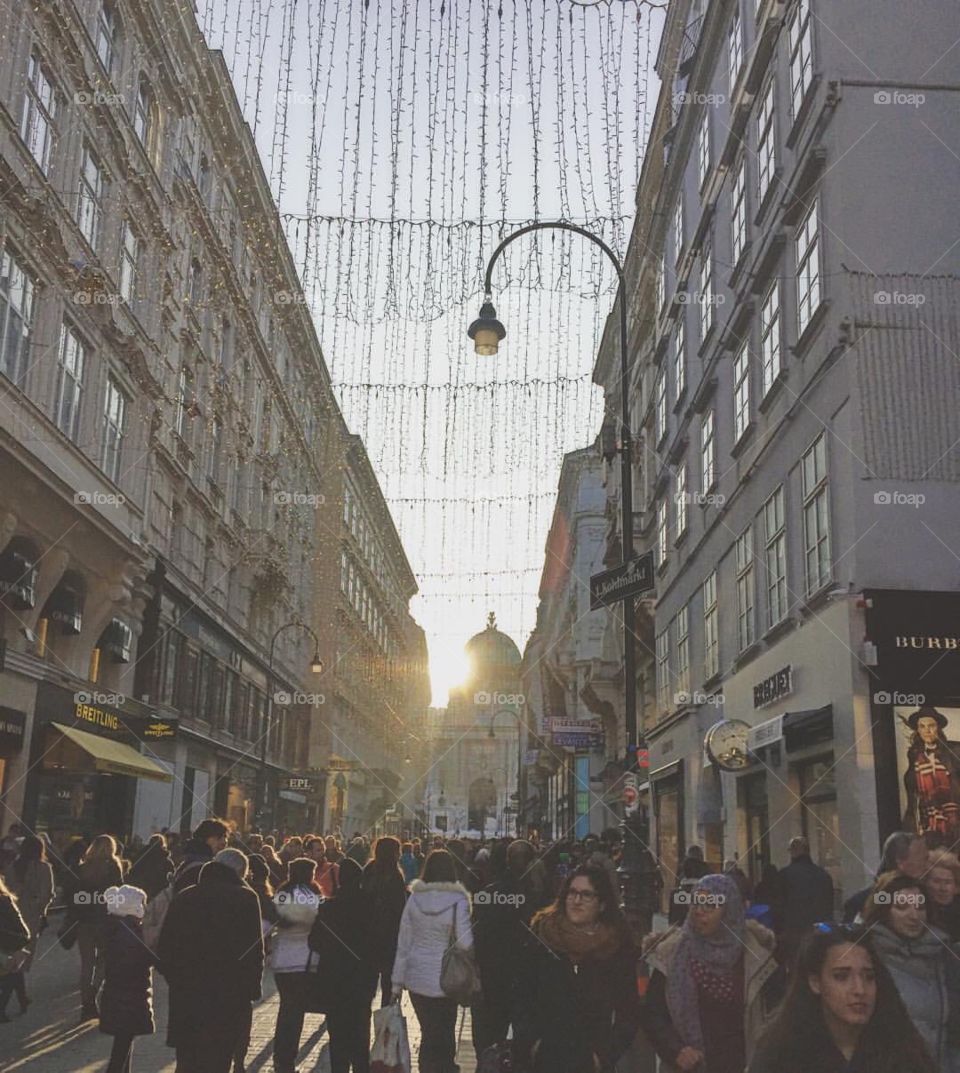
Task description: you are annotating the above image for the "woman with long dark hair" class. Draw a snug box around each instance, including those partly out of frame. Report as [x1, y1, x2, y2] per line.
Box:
[514, 863, 640, 1073]
[749, 925, 938, 1073]
[74, 835, 125, 1021]
[362, 836, 407, 1007]
[2, 834, 53, 1011]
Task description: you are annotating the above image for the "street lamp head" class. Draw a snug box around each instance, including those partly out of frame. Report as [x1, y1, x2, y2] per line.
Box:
[310, 653, 324, 675]
[467, 299, 506, 356]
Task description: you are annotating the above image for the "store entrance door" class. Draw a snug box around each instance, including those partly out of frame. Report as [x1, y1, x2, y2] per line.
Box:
[740, 772, 770, 887]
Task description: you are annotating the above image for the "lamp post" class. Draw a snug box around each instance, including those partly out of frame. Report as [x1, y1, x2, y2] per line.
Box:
[258, 621, 324, 829]
[469, 222, 637, 751]
[488, 708, 525, 837]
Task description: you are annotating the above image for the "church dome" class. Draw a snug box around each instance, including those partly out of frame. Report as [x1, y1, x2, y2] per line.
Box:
[464, 612, 522, 670]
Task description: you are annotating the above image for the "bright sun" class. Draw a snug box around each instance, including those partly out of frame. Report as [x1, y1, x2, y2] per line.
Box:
[429, 639, 470, 707]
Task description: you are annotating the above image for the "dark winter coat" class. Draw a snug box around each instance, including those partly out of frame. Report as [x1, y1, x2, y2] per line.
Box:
[514, 928, 641, 1073]
[175, 837, 214, 870]
[473, 873, 545, 1000]
[128, 844, 174, 899]
[362, 864, 407, 972]
[157, 862, 264, 1049]
[0, 894, 30, 953]
[72, 858, 124, 923]
[775, 855, 834, 934]
[307, 890, 377, 1008]
[99, 916, 156, 1037]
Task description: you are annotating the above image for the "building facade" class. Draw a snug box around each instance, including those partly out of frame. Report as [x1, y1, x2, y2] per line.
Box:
[602, 0, 960, 910]
[0, 0, 425, 844]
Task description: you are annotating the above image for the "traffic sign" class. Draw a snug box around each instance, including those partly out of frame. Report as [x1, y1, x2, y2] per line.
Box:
[589, 552, 655, 611]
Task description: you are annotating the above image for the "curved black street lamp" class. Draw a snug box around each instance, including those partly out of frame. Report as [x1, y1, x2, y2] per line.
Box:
[257, 620, 324, 827]
[469, 221, 637, 750]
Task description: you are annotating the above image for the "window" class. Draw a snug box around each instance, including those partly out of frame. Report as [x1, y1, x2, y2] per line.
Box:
[199, 154, 211, 203]
[673, 314, 686, 400]
[701, 410, 715, 492]
[77, 144, 104, 249]
[676, 463, 688, 538]
[733, 342, 750, 441]
[55, 325, 86, 441]
[0, 248, 35, 385]
[763, 486, 787, 626]
[96, 2, 119, 76]
[802, 433, 831, 594]
[760, 280, 781, 396]
[175, 366, 193, 438]
[656, 629, 670, 713]
[219, 317, 233, 369]
[188, 258, 202, 306]
[674, 198, 684, 265]
[728, 6, 743, 88]
[699, 243, 713, 338]
[657, 256, 665, 313]
[676, 605, 690, 697]
[757, 79, 776, 205]
[655, 369, 667, 444]
[703, 571, 719, 679]
[102, 374, 126, 482]
[788, 0, 813, 120]
[133, 76, 153, 149]
[731, 156, 747, 265]
[21, 53, 57, 175]
[119, 220, 138, 302]
[736, 528, 755, 650]
[796, 197, 821, 337]
[697, 110, 710, 189]
[656, 500, 668, 566]
[207, 418, 223, 486]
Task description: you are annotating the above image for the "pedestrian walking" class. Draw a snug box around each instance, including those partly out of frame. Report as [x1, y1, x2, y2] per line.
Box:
[271, 858, 324, 1073]
[346, 834, 370, 867]
[842, 831, 927, 923]
[513, 862, 640, 1073]
[723, 858, 753, 903]
[325, 835, 345, 865]
[98, 885, 155, 1073]
[751, 864, 781, 916]
[391, 849, 473, 1073]
[862, 871, 959, 1068]
[2, 834, 53, 1008]
[925, 848, 960, 940]
[73, 834, 125, 1021]
[247, 854, 280, 934]
[400, 842, 420, 885]
[157, 848, 264, 1073]
[363, 836, 407, 1007]
[175, 818, 229, 870]
[309, 858, 378, 1072]
[668, 846, 713, 925]
[748, 925, 937, 1073]
[775, 836, 834, 964]
[127, 835, 174, 899]
[0, 876, 30, 1023]
[642, 873, 779, 1073]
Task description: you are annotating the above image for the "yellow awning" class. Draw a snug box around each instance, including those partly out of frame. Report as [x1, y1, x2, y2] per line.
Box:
[48, 723, 173, 782]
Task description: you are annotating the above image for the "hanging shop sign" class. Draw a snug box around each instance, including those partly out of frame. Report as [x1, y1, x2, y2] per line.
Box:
[552, 731, 604, 749]
[0, 707, 26, 756]
[753, 666, 793, 709]
[589, 553, 655, 611]
[285, 776, 317, 794]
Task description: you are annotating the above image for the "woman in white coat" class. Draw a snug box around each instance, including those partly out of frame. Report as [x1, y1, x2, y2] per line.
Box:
[271, 858, 323, 1073]
[392, 850, 473, 1073]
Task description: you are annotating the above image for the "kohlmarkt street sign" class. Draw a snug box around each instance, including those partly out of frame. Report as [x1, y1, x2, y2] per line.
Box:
[589, 552, 655, 611]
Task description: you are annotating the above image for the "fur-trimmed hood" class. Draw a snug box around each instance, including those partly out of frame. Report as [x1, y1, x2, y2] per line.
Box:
[643, 919, 775, 976]
[408, 879, 470, 915]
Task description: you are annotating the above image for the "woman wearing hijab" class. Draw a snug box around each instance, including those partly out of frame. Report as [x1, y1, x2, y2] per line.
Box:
[514, 863, 640, 1073]
[642, 873, 779, 1072]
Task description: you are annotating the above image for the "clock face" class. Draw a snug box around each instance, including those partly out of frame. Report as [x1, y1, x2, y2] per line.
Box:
[705, 719, 754, 771]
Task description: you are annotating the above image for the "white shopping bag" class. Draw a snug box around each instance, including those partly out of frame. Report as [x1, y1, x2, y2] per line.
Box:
[371, 1001, 412, 1073]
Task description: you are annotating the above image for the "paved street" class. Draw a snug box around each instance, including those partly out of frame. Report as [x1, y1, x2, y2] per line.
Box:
[1, 924, 477, 1073]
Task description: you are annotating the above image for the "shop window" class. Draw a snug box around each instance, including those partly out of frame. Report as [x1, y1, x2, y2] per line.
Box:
[99, 618, 132, 663]
[42, 571, 85, 638]
[797, 756, 841, 906]
[654, 770, 683, 915]
[739, 772, 770, 885]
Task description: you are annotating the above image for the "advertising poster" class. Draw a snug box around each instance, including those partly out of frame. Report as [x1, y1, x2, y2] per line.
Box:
[894, 703, 960, 843]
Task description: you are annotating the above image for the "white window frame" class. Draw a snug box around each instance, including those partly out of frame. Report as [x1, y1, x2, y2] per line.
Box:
[796, 196, 821, 337]
[676, 463, 688, 538]
[674, 197, 684, 266]
[674, 313, 686, 400]
[697, 109, 711, 189]
[656, 629, 670, 713]
[763, 486, 788, 626]
[736, 528, 755, 651]
[760, 280, 782, 396]
[655, 369, 667, 445]
[757, 79, 776, 206]
[175, 365, 193, 439]
[657, 256, 665, 314]
[788, 0, 814, 121]
[802, 433, 831, 595]
[704, 570, 719, 680]
[733, 342, 750, 441]
[96, 2, 118, 76]
[728, 5, 743, 89]
[0, 247, 35, 386]
[656, 500, 668, 566]
[55, 324, 86, 442]
[699, 243, 713, 338]
[119, 220, 138, 302]
[21, 53, 57, 175]
[731, 156, 748, 266]
[133, 76, 153, 149]
[77, 144, 104, 250]
[701, 410, 716, 492]
[676, 605, 690, 697]
[102, 373, 126, 482]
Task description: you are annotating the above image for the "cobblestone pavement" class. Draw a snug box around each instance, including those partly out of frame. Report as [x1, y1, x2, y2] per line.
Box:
[1, 927, 478, 1073]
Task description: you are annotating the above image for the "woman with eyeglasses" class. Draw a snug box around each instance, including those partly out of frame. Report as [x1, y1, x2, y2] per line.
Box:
[514, 863, 641, 1073]
[861, 871, 960, 1070]
[749, 925, 938, 1073]
[641, 873, 779, 1073]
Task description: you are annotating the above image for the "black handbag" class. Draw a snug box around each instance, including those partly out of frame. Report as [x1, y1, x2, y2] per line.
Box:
[302, 950, 332, 1013]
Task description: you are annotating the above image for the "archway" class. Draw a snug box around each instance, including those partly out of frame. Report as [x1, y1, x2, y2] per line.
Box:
[468, 775, 497, 833]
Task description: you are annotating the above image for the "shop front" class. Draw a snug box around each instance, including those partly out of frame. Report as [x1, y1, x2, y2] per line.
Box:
[24, 682, 175, 839]
[0, 706, 26, 810]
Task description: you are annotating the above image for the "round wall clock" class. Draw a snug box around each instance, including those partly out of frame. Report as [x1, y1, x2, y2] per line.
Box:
[704, 719, 755, 771]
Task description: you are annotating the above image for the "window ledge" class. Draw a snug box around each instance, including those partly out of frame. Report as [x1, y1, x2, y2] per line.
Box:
[758, 370, 787, 413]
[702, 669, 723, 692]
[754, 168, 784, 226]
[729, 241, 754, 291]
[697, 319, 717, 358]
[798, 581, 836, 618]
[792, 300, 830, 359]
[763, 616, 796, 645]
[731, 640, 762, 673]
[731, 423, 756, 458]
[785, 77, 822, 151]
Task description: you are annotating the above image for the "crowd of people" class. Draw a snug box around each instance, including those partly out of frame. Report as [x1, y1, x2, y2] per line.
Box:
[0, 820, 957, 1072]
